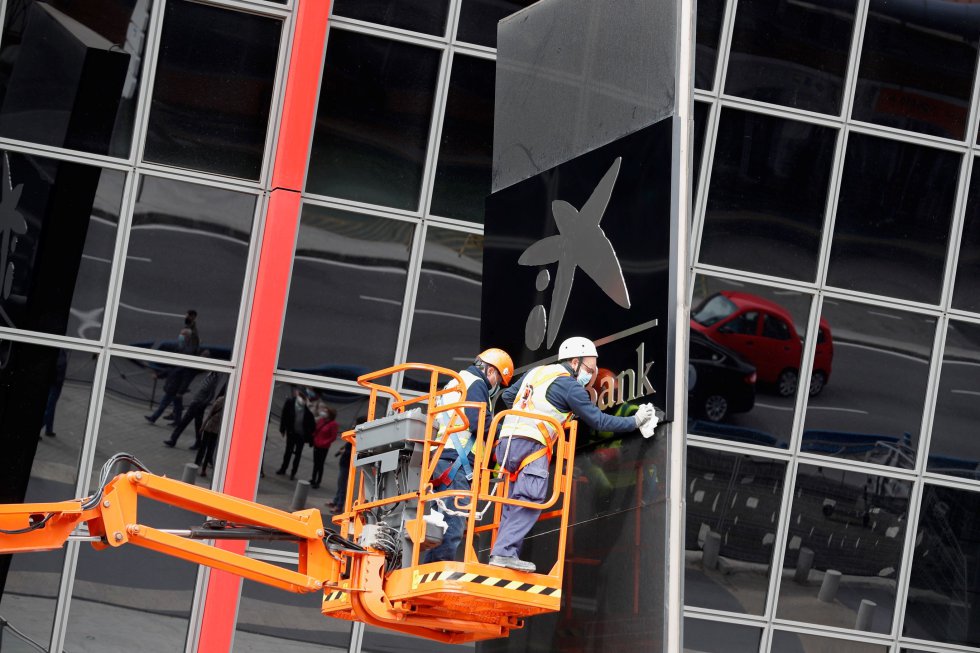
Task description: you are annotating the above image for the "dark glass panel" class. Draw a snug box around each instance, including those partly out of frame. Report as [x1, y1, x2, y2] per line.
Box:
[853, 0, 980, 140]
[405, 228, 482, 390]
[693, 101, 709, 198]
[700, 109, 836, 281]
[903, 484, 980, 647]
[725, 0, 856, 115]
[828, 134, 957, 304]
[0, 342, 95, 651]
[952, 159, 980, 312]
[690, 275, 814, 448]
[928, 320, 980, 480]
[234, 580, 352, 652]
[307, 30, 441, 210]
[430, 55, 494, 222]
[0, 0, 150, 158]
[332, 0, 450, 36]
[685, 448, 786, 614]
[771, 631, 888, 653]
[143, 1, 281, 180]
[776, 464, 911, 632]
[113, 176, 255, 360]
[803, 299, 934, 468]
[362, 624, 467, 653]
[278, 205, 414, 376]
[695, 0, 726, 90]
[0, 151, 123, 340]
[683, 618, 761, 653]
[456, 0, 537, 48]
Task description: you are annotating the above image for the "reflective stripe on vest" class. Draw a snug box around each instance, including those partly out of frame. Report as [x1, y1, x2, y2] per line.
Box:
[433, 369, 482, 452]
[500, 364, 572, 446]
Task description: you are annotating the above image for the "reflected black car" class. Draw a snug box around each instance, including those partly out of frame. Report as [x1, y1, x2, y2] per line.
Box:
[689, 330, 756, 422]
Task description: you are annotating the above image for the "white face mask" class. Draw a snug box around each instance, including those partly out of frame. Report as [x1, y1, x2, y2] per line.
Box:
[318, 411, 328, 419]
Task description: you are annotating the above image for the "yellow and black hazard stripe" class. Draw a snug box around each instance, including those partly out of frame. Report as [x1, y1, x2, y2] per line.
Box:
[323, 590, 348, 603]
[414, 570, 560, 597]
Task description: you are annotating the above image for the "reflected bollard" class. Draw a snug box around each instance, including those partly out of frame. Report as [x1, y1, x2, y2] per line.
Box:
[290, 480, 310, 512]
[818, 569, 841, 602]
[702, 531, 721, 570]
[855, 599, 876, 630]
[794, 547, 814, 584]
[182, 463, 199, 485]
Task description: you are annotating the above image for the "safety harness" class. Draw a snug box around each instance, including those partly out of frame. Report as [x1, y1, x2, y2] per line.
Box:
[502, 366, 572, 482]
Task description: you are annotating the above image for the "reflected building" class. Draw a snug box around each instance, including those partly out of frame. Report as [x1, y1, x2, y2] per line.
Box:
[0, 1, 979, 653]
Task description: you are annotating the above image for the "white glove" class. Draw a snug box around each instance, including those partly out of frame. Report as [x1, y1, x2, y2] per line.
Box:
[633, 403, 655, 427]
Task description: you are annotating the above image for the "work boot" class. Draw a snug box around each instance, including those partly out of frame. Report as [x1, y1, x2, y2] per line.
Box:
[488, 555, 536, 573]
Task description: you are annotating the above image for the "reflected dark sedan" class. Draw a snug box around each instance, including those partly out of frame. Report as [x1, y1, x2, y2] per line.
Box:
[689, 330, 756, 422]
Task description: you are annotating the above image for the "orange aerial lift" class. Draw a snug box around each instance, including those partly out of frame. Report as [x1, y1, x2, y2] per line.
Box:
[0, 363, 578, 643]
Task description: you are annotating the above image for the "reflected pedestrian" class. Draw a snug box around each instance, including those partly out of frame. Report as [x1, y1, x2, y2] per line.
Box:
[196, 392, 225, 477]
[310, 407, 338, 489]
[145, 339, 197, 425]
[276, 386, 315, 480]
[327, 416, 364, 514]
[183, 310, 200, 355]
[163, 356, 220, 449]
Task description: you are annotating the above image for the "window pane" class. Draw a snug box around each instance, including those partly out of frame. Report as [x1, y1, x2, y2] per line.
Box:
[828, 134, 957, 304]
[853, 0, 980, 140]
[803, 299, 933, 468]
[693, 101, 709, 199]
[307, 30, 440, 210]
[683, 618, 761, 653]
[952, 158, 980, 313]
[695, 0, 726, 90]
[279, 206, 414, 376]
[405, 229, 482, 390]
[0, 341, 95, 651]
[685, 448, 787, 614]
[771, 631, 888, 653]
[332, 0, 450, 36]
[0, 0, 150, 157]
[903, 484, 980, 647]
[700, 109, 836, 281]
[776, 464, 911, 632]
[234, 580, 352, 652]
[430, 55, 494, 222]
[690, 276, 814, 449]
[456, 0, 537, 48]
[143, 1, 281, 180]
[113, 176, 256, 360]
[725, 0, 857, 115]
[928, 320, 980, 480]
[0, 151, 124, 340]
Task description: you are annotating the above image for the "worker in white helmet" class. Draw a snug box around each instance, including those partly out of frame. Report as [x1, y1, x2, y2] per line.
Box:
[488, 336, 657, 572]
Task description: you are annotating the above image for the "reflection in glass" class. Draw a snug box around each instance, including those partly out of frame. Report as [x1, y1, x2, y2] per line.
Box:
[332, 0, 450, 36]
[405, 229, 482, 389]
[0, 151, 124, 340]
[279, 206, 413, 376]
[802, 299, 933, 468]
[771, 630, 888, 653]
[113, 176, 255, 359]
[685, 448, 786, 615]
[853, 0, 980, 139]
[234, 579, 350, 652]
[307, 29, 441, 210]
[725, 0, 856, 115]
[776, 464, 910, 632]
[0, 0, 149, 157]
[456, 0, 537, 48]
[700, 109, 836, 281]
[683, 617, 761, 653]
[362, 624, 468, 653]
[695, 0, 726, 90]
[693, 101, 709, 198]
[143, 1, 281, 179]
[952, 159, 980, 313]
[0, 342, 95, 651]
[689, 275, 815, 448]
[903, 485, 980, 647]
[828, 134, 957, 304]
[927, 320, 980, 480]
[430, 55, 495, 222]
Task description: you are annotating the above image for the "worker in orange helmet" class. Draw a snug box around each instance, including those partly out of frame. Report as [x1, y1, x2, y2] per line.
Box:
[425, 348, 514, 563]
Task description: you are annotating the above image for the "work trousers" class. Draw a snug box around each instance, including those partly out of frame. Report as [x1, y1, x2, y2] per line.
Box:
[490, 437, 549, 559]
[423, 450, 475, 563]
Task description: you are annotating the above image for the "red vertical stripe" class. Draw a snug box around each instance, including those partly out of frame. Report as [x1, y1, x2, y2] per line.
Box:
[197, 1, 331, 651]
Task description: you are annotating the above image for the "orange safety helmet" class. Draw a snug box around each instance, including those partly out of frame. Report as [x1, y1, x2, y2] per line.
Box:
[477, 348, 514, 386]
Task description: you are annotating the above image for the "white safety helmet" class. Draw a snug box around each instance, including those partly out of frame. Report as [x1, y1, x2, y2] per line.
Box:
[558, 336, 598, 360]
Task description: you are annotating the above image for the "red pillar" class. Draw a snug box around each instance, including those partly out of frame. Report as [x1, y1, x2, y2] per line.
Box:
[196, 1, 331, 650]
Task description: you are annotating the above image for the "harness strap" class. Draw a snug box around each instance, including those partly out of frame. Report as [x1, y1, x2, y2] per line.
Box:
[432, 431, 475, 487]
[507, 423, 556, 482]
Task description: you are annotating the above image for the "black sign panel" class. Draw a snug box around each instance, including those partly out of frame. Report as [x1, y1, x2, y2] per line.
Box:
[482, 119, 675, 420]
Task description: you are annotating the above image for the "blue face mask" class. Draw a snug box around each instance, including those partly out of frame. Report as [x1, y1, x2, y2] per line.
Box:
[576, 370, 592, 386]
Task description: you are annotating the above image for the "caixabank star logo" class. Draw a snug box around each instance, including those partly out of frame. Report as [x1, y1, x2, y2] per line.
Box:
[482, 119, 676, 420]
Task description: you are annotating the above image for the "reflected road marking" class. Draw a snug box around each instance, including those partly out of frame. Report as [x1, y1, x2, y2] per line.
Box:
[754, 402, 794, 412]
[951, 389, 980, 396]
[806, 406, 869, 414]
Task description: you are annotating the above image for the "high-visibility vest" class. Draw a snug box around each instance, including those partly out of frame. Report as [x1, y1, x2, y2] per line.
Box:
[500, 364, 572, 446]
[433, 369, 483, 453]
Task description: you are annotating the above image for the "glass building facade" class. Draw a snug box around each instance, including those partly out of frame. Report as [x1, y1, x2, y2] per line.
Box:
[0, 1, 977, 653]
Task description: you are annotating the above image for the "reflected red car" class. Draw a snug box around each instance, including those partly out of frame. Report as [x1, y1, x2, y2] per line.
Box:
[691, 291, 833, 397]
